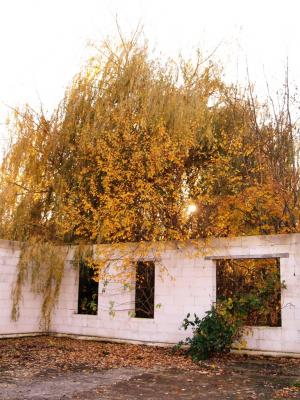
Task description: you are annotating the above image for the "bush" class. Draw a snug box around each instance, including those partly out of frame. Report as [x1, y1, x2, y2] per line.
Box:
[178, 305, 243, 360]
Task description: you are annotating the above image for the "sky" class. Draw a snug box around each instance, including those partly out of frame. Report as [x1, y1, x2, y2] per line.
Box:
[0, 0, 299, 156]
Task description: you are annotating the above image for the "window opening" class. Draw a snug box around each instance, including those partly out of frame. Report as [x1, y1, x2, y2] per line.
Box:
[135, 261, 155, 318]
[216, 258, 281, 327]
[78, 262, 99, 315]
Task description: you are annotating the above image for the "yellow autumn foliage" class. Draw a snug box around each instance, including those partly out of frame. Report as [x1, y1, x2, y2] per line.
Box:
[0, 34, 299, 244]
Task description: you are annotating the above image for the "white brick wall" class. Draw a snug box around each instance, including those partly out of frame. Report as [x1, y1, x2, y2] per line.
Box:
[1, 234, 300, 355]
[0, 240, 42, 336]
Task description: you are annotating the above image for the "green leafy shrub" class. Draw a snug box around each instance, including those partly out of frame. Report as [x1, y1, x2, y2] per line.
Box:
[179, 306, 243, 360]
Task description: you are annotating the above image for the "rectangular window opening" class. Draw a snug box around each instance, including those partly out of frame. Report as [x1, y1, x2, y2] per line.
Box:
[78, 262, 99, 315]
[135, 261, 155, 319]
[216, 258, 281, 327]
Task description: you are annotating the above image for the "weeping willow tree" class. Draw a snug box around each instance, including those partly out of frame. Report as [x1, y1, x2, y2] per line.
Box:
[1, 32, 299, 327]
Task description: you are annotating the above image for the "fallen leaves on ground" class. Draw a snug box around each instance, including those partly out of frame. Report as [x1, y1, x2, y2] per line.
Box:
[274, 385, 300, 398]
[1, 336, 300, 386]
[0, 336, 204, 379]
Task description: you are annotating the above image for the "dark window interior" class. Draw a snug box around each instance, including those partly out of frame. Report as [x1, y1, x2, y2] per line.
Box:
[135, 261, 155, 318]
[78, 262, 99, 315]
[216, 258, 281, 327]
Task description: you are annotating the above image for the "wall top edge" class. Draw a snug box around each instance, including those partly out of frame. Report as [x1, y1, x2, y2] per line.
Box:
[0, 232, 300, 254]
[0, 239, 22, 250]
[205, 253, 289, 260]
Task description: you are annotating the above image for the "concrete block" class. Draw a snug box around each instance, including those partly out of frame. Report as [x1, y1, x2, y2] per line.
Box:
[281, 341, 300, 353]
[259, 327, 282, 342]
[242, 338, 259, 350]
[281, 329, 300, 342]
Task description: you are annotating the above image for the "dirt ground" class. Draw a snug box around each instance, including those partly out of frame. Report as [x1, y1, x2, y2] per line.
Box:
[0, 336, 300, 399]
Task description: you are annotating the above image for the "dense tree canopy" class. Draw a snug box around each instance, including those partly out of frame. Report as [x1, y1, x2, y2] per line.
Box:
[1, 36, 299, 245]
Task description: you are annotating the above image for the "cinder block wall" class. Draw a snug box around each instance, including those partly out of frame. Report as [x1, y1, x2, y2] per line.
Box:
[1, 234, 300, 354]
[51, 233, 300, 353]
[51, 249, 216, 344]
[0, 240, 42, 337]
